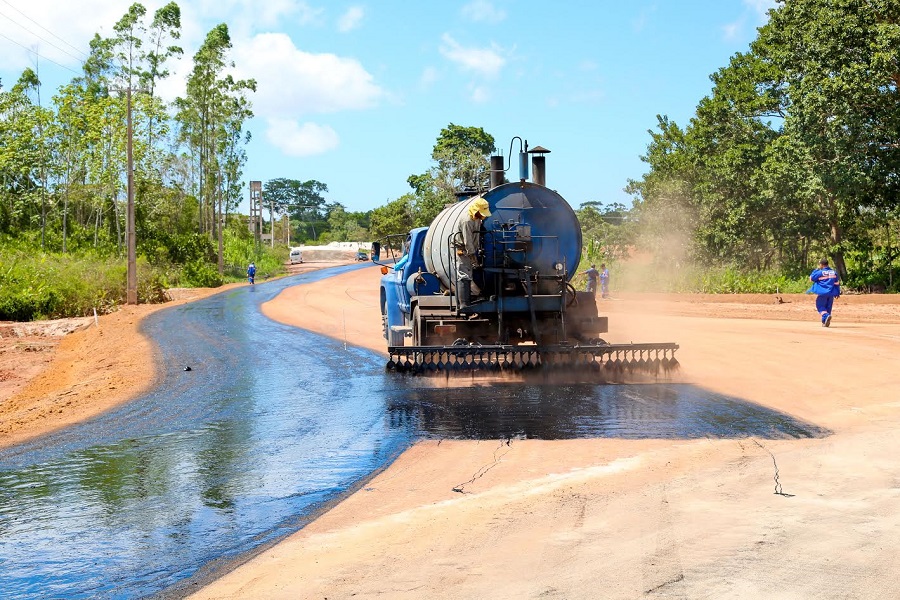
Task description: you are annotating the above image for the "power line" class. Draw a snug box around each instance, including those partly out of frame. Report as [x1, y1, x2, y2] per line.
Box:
[0, 0, 87, 59]
[0, 8, 86, 65]
[0, 31, 80, 75]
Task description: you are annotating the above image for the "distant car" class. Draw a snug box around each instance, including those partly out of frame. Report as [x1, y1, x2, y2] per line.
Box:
[289, 248, 303, 264]
[356, 250, 368, 261]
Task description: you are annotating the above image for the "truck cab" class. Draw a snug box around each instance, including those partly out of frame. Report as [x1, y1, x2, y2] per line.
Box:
[379, 228, 442, 345]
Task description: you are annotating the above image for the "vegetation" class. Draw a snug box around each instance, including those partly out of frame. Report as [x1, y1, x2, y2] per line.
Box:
[0, 3, 280, 320]
[626, 0, 900, 292]
[369, 124, 496, 241]
[5, 0, 900, 320]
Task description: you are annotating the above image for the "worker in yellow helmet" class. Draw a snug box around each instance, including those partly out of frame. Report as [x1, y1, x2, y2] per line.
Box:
[454, 197, 491, 304]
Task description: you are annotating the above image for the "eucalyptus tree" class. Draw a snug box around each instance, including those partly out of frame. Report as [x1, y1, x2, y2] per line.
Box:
[0, 70, 53, 237]
[144, 2, 181, 152]
[175, 23, 255, 271]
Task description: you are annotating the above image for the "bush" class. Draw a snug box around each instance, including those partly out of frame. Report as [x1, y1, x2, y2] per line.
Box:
[592, 259, 810, 294]
[0, 247, 169, 321]
[181, 259, 223, 288]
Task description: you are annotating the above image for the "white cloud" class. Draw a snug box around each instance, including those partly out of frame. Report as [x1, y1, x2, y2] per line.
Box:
[0, 0, 127, 72]
[265, 118, 339, 156]
[232, 32, 384, 118]
[337, 6, 364, 32]
[419, 66, 439, 89]
[461, 0, 506, 23]
[469, 84, 490, 103]
[439, 33, 506, 78]
[192, 0, 323, 31]
[632, 5, 657, 33]
[722, 20, 742, 41]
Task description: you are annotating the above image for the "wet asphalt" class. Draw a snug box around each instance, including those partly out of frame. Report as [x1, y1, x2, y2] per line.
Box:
[0, 265, 829, 598]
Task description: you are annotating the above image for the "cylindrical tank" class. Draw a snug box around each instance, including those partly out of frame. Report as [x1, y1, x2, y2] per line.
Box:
[423, 181, 582, 295]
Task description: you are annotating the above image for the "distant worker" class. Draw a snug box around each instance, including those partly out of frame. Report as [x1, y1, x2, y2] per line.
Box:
[807, 258, 841, 327]
[247, 262, 257, 285]
[582, 264, 599, 294]
[599, 263, 610, 298]
[455, 197, 491, 303]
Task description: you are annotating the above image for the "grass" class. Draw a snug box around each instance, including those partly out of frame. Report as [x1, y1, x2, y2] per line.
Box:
[571, 262, 811, 295]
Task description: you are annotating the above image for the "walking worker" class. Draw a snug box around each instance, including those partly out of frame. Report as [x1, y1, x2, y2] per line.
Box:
[247, 262, 257, 285]
[807, 258, 841, 327]
[455, 197, 491, 302]
[582, 264, 600, 294]
[599, 263, 610, 298]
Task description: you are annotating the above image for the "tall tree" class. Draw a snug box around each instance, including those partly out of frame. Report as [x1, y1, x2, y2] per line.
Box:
[175, 23, 255, 271]
[752, 0, 900, 278]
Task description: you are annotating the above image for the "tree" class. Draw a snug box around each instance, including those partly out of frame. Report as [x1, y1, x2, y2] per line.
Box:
[430, 123, 495, 195]
[323, 204, 368, 243]
[262, 178, 328, 242]
[175, 23, 255, 272]
[751, 0, 900, 279]
[369, 194, 416, 240]
[400, 124, 496, 229]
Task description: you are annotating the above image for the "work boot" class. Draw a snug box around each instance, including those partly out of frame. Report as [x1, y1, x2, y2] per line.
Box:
[824, 314, 832, 327]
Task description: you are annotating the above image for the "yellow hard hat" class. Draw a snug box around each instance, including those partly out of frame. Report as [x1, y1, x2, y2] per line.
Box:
[468, 198, 491, 218]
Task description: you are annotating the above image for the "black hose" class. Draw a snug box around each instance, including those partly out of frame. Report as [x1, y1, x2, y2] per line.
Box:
[566, 282, 578, 307]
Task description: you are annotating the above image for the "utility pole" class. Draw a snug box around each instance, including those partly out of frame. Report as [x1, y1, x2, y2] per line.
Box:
[249, 181, 262, 250]
[270, 199, 275, 248]
[126, 85, 137, 305]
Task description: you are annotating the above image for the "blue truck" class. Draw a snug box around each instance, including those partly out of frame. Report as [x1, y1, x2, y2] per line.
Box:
[377, 140, 678, 375]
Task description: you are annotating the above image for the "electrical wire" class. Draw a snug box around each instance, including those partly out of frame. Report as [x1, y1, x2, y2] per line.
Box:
[0, 0, 87, 59]
[0, 30, 80, 75]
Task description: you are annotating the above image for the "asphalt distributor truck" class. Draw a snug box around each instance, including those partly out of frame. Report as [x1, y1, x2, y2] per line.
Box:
[377, 138, 678, 376]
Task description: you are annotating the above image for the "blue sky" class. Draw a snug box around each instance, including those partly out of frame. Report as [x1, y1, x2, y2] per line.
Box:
[0, 0, 775, 214]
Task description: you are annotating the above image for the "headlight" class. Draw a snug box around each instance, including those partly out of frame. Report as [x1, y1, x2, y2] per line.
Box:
[554, 262, 564, 272]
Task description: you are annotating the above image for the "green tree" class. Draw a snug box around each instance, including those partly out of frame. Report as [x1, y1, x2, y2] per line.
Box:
[369, 194, 416, 241]
[175, 23, 255, 272]
[750, 0, 900, 280]
[262, 178, 328, 242]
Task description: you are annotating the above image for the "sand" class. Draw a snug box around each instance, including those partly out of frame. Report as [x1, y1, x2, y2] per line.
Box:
[4, 263, 900, 599]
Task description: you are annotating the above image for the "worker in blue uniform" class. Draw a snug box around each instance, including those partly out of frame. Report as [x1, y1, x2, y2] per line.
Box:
[582, 264, 599, 294]
[599, 263, 610, 298]
[807, 258, 841, 327]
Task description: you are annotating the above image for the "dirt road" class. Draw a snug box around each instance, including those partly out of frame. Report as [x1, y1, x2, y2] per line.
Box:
[199, 266, 900, 599]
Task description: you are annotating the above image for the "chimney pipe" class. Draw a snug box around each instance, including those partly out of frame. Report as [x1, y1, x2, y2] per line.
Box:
[527, 145, 551, 187]
[490, 155, 504, 189]
[532, 155, 546, 186]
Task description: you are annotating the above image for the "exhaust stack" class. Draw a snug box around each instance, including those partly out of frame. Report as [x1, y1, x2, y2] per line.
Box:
[528, 145, 550, 187]
[490, 154, 504, 189]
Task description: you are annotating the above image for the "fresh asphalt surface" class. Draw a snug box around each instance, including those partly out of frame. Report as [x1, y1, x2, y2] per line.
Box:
[0, 266, 828, 598]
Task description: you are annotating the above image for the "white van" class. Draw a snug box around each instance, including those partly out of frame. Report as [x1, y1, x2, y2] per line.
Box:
[289, 248, 303, 264]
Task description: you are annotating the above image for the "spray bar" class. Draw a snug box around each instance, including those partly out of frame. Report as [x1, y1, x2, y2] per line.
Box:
[386, 342, 679, 375]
